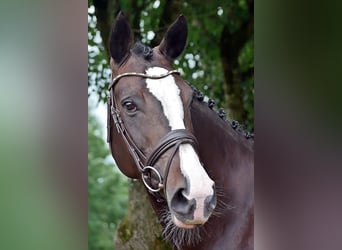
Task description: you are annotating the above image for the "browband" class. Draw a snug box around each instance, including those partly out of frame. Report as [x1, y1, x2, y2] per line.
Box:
[108, 70, 180, 90]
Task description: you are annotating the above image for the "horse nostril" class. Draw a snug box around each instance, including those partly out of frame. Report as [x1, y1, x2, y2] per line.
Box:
[170, 188, 196, 217]
[205, 194, 217, 214]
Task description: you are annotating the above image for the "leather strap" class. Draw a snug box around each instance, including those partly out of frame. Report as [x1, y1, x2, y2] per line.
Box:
[146, 129, 198, 167]
[108, 70, 180, 90]
[145, 129, 198, 195]
[108, 70, 198, 197]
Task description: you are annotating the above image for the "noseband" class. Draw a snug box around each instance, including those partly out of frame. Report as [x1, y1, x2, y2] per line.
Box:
[108, 70, 198, 199]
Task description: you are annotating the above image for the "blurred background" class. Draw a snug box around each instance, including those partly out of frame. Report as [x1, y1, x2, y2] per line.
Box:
[88, 0, 253, 249]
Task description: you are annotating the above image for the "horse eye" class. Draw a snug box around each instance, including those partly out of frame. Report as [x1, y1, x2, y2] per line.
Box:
[123, 100, 137, 113]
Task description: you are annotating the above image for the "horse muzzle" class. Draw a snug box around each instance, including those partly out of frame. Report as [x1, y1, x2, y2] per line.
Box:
[169, 185, 217, 228]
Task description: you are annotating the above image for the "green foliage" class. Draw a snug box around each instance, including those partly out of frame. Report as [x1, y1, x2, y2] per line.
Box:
[88, 105, 129, 250]
[88, 5, 111, 103]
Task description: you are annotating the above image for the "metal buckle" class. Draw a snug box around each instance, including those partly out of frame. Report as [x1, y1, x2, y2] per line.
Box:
[141, 166, 164, 193]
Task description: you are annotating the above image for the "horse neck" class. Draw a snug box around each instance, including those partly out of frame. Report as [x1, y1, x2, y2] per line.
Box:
[149, 100, 254, 250]
[190, 99, 254, 229]
[190, 99, 254, 168]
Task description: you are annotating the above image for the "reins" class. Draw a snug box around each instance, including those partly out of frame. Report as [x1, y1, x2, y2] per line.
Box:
[108, 70, 199, 199]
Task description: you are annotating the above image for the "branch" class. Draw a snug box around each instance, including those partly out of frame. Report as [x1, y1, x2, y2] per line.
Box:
[240, 66, 254, 82]
[219, 0, 254, 121]
[150, 0, 182, 47]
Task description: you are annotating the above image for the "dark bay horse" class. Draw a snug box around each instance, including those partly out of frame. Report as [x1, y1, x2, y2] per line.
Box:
[107, 12, 254, 250]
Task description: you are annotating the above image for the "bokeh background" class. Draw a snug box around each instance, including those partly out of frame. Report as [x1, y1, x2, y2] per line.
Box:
[0, 0, 341, 250]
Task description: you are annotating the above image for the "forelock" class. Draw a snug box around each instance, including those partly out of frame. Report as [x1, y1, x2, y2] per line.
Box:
[131, 42, 153, 60]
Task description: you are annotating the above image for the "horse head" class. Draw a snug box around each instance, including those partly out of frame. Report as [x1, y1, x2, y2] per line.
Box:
[108, 12, 216, 229]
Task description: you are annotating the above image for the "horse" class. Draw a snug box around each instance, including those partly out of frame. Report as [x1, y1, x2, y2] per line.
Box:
[107, 12, 254, 250]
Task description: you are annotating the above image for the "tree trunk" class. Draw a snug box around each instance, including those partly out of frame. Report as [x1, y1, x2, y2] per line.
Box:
[115, 180, 171, 250]
[220, 0, 254, 122]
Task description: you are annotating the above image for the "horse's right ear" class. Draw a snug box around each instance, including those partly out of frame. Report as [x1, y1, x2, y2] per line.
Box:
[158, 15, 188, 61]
[109, 12, 132, 65]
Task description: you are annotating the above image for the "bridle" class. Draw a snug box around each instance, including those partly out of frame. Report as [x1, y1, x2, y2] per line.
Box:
[107, 69, 199, 200]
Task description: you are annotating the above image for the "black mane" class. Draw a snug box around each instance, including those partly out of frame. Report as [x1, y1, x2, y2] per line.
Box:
[131, 42, 153, 60]
[191, 85, 254, 142]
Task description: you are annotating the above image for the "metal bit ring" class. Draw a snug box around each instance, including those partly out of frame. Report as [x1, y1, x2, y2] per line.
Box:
[141, 166, 164, 193]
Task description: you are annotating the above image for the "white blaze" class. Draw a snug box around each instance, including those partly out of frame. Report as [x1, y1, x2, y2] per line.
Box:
[145, 67, 214, 219]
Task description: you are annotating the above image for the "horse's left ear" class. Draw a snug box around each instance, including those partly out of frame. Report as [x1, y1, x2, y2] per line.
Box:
[158, 15, 188, 61]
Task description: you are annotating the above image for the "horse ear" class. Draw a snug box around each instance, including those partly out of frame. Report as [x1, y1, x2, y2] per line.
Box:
[109, 12, 132, 65]
[159, 15, 188, 61]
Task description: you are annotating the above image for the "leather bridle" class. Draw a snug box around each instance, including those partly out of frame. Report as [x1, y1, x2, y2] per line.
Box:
[107, 70, 199, 199]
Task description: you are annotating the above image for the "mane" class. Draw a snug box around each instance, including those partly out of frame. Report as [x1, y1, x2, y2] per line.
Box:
[190, 84, 254, 143]
[131, 41, 153, 60]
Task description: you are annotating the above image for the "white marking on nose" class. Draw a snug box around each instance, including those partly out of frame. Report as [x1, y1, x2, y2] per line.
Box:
[145, 67, 214, 218]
